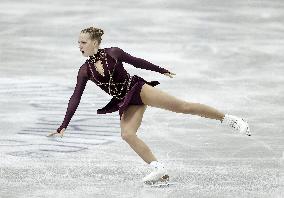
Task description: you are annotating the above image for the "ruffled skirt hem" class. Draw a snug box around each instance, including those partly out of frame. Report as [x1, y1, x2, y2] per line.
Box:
[96, 75, 159, 119]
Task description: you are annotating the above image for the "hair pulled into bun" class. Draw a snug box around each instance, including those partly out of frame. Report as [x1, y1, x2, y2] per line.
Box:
[81, 26, 104, 44]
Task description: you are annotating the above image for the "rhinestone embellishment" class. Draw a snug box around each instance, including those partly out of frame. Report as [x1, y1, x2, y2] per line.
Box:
[87, 49, 132, 100]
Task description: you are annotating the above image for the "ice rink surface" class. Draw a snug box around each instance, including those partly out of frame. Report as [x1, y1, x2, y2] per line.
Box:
[0, 0, 283, 197]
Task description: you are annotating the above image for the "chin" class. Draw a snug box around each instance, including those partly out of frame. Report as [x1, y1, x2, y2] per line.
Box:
[81, 52, 89, 57]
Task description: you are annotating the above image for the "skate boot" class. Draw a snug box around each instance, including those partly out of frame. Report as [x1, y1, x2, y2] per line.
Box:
[142, 161, 169, 185]
[222, 114, 251, 136]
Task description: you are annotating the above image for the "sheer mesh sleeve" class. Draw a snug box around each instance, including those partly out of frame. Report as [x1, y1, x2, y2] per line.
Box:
[109, 47, 170, 74]
[57, 64, 89, 133]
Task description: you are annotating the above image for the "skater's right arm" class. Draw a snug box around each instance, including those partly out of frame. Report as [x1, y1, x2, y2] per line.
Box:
[48, 64, 89, 136]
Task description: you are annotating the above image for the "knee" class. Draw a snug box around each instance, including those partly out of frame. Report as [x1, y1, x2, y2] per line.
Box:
[180, 102, 196, 114]
[121, 129, 137, 142]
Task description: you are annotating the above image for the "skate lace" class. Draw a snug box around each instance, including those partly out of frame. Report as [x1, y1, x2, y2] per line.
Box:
[153, 166, 164, 171]
[229, 120, 240, 130]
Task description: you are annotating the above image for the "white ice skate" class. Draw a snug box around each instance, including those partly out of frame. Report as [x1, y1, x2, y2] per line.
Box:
[222, 114, 251, 136]
[142, 161, 169, 185]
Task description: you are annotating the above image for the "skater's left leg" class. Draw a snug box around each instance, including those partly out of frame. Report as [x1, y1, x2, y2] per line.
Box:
[140, 84, 250, 135]
[140, 84, 224, 121]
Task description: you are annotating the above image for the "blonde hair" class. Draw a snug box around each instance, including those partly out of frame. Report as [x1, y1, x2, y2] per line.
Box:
[81, 27, 104, 45]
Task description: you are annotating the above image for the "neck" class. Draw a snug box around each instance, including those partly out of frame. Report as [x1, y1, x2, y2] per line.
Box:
[90, 48, 100, 57]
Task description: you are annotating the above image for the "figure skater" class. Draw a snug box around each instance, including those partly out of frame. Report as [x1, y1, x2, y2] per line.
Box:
[48, 26, 250, 184]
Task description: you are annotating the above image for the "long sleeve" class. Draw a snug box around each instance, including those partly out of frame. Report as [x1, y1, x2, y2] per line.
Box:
[109, 47, 170, 74]
[57, 64, 88, 133]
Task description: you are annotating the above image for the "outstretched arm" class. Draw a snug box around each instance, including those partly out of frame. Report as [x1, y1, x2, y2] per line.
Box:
[48, 64, 89, 137]
[109, 47, 172, 74]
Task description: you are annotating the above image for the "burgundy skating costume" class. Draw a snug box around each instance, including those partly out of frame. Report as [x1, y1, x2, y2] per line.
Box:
[57, 47, 169, 132]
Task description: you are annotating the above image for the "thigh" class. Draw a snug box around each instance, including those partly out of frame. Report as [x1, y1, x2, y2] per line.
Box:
[120, 105, 147, 134]
[140, 84, 186, 113]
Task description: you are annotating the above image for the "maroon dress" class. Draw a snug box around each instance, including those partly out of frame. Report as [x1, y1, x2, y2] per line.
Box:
[57, 47, 169, 133]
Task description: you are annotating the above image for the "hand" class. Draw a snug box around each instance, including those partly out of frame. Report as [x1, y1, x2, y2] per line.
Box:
[164, 72, 176, 78]
[47, 128, 65, 138]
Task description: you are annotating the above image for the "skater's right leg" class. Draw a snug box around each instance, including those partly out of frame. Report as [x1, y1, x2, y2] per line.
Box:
[120, 105, 168, 183]
[120, 104, 156, 164]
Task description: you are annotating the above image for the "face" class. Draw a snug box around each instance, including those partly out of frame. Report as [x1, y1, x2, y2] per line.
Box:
[78, 33, 99, 57]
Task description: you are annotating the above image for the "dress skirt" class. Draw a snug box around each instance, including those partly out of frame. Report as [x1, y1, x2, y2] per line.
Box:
[96, 75, 160, 119]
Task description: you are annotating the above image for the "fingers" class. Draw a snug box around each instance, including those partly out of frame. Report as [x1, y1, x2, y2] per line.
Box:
[47, 131, 58, 137]
[165, 72, 176, 78]
[47, 128, 65, 138]
[60, 128, 65, 138]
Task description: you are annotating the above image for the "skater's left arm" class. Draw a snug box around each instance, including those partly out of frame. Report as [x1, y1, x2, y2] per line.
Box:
[110, 47, 175, 76]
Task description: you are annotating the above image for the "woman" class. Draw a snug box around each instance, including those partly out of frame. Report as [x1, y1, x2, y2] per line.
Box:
[48, 26, 250, 184]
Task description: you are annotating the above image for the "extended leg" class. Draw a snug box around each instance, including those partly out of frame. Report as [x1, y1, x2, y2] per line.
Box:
[140, 84, 224, 121]
[140, 84, 250, 135]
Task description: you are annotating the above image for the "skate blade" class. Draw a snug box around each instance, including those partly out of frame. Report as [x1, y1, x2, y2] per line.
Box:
[144, 175, 171, 187]
[242, 119, 251, 136]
